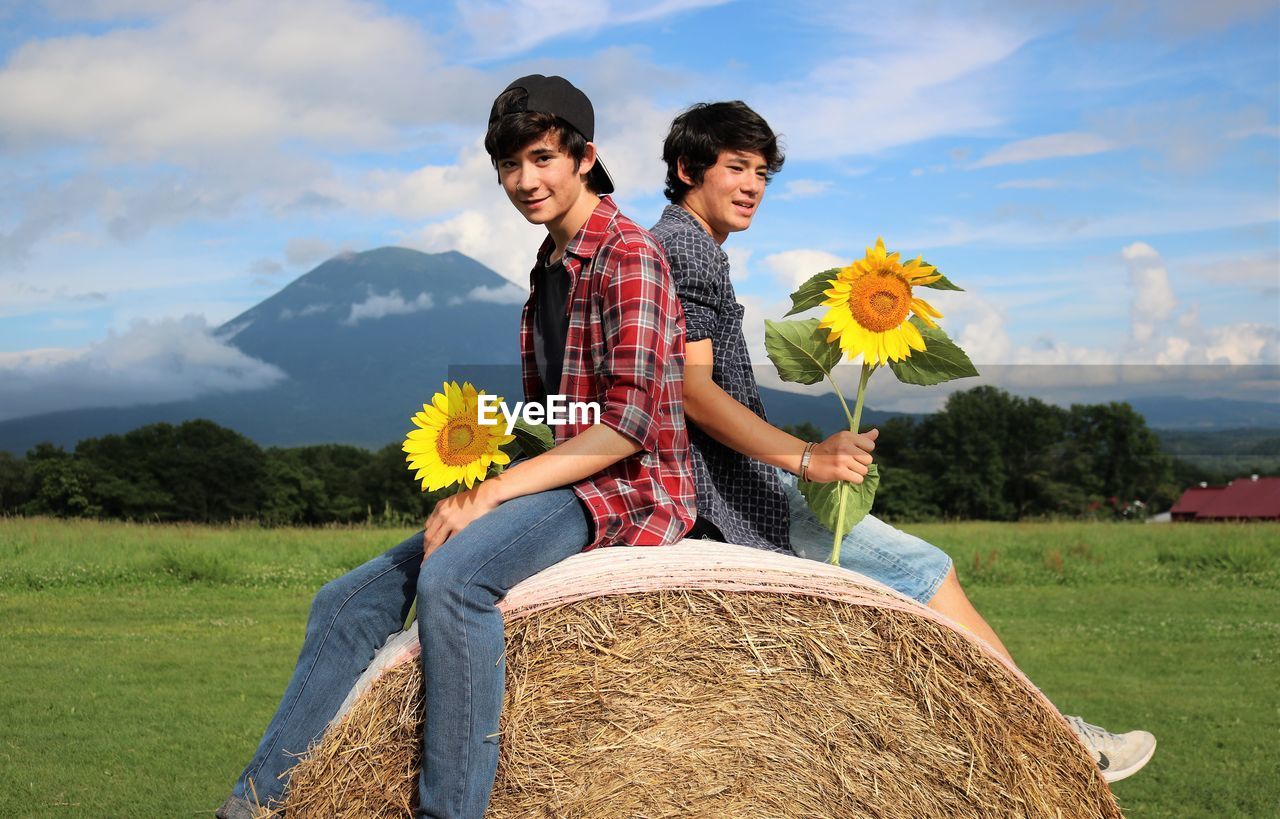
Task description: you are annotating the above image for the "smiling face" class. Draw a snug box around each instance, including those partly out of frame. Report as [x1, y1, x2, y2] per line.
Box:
[498, 130, 599, 241]
[678, 149, 769, 244]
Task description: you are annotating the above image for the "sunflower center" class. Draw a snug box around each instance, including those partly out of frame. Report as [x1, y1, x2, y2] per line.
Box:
[848, 270, 912, 333]
[438, 418, 488, 466]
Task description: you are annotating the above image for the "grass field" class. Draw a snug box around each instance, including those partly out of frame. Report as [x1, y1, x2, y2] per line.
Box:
[1, 518, 1277, 818]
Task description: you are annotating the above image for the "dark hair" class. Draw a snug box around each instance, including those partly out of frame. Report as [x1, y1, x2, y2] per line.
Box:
[484, 87, 591, 187]
[662, 101, 784, 204]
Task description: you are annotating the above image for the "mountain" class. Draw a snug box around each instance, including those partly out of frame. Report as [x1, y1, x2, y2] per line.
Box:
[1, 247, 1276, 454]
[1126, 395, 1280, 429]
[0, 248, 526, 452]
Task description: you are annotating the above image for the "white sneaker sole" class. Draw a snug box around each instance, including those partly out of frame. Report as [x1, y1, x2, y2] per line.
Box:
[1101, 736, 1157, 783]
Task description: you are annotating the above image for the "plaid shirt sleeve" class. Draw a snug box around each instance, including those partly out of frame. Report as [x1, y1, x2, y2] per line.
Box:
[592, 234, 672, 453]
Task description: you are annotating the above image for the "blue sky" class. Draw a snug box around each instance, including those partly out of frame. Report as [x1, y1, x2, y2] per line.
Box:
[0, 0, 1277, 418]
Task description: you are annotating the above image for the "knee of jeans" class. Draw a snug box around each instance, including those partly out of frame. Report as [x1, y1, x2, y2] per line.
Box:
[416, 556, 469, 623]
[309, 575, 353, 622]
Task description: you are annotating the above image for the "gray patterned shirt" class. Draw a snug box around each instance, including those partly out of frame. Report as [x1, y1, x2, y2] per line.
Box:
[650, 205, 790, 552]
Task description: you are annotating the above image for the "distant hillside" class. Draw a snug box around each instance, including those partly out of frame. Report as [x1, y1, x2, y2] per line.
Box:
[0, 248, 525, 452]
[1, 247, 1276, 455]
[1128, 395, 1280, 429]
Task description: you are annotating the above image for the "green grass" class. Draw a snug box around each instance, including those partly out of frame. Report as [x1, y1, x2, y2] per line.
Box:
[1, 518, 1277, 817]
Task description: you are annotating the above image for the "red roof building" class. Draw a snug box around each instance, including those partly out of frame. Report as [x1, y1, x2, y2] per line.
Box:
[1171, 476, 1280, 522]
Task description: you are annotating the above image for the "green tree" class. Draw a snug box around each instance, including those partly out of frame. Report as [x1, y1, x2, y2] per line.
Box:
[1063, 402, 1173, 516]
[0, 452, 34, 513]
[24, 443, 99, 517]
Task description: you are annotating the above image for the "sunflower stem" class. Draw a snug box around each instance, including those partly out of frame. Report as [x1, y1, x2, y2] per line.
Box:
[826, 372, 856, 429]
[829, 361, 874, 565]
[850, 361, 874, 432]
[830, 487, 846, 565]
[403, 598, 417, 632]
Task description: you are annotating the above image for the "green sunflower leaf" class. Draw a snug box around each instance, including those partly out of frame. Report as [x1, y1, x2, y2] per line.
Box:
[784, 267, 843, 316]
[918, 267, 964, 292]
[797, 464, 879, 544]
[887, 317, 980, 385]
[509, 419, 554, 459]
[765, 318, 843, 385]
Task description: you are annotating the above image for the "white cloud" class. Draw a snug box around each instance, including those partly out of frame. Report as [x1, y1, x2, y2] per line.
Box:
[0, 315, 285, 421]
[285, 237, 338, 268]
[404, 201, 545, 287]
[1122, 241, 1177, 343]
[343, 290, 435, 325]
[758, 16, 1028, 159]
[972, 132, 1117, 168]
[762, 249, 847, 290]
[454, 0, 731, 60]
[1204, 324, 1280, 365]
[1179, 249, 1280, 289]
[774, 179, 832, 200]
[901, 192, 1279, 249]
[323, 145, 496, 221]
[0, 0, 468, 161]
[279, 304, 329, 320]
[996, 177, 1064, 189]
[724, 246, 752, 283]
[464, 282, 528, 305]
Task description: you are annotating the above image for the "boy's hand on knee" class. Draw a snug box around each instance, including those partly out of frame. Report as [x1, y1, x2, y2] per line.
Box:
[422, 484, 500, 557]
[805, 428, 877, 484]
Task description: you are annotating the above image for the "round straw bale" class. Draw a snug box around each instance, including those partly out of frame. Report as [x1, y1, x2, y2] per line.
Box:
[267, 541, 1123, 818]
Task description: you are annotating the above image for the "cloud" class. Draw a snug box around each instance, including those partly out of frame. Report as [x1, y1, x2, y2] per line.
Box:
[762, 249, 847, 290]
[0, 315, 285, 421]
[342, 289, 435, 325]
[996, 178, 1063, 189]
[757, 15, 1028, 159]
[1179, 249, 1279, 290]
[774, 179, 832, 200]
[972, 132, 1116, 168]
[404, 200, 545, 287]
[278, 304, 329, 320]
[284, 237, 338, 268]
[724, 246, 752, 283]
[453, 0, 732, 60]
[463, 283, 528, 305]
[1122, 241, 1177, 343]
[901, 192, 1279, 249]
[1091, 98, 1273, 174]
[0, 0, 472, 161]
[250, 258, 284, 277]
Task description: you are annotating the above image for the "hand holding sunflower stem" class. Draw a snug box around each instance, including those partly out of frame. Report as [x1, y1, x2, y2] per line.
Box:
[765, 238, 979, 565]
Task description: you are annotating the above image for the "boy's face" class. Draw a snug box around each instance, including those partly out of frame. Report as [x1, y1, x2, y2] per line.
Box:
[681, 149, 769, 243]
[497, 130, 595, 228]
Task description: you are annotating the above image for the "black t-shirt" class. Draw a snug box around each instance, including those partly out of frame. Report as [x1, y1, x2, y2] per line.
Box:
[533, 257, 571, 396]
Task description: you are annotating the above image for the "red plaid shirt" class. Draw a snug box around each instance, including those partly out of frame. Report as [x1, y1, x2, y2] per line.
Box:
[520, 196, 695, 549]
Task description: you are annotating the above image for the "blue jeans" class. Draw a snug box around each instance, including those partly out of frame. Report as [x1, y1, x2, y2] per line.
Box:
[777, 469, 951, 603]
[228, 488, 589, 819]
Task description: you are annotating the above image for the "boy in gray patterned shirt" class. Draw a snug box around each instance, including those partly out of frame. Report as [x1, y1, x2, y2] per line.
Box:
[651, 100, 1155, 783]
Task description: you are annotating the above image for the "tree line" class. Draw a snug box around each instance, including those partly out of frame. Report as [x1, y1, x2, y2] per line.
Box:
[0, 420, 443, 525]
[0, 386, 1252, 525]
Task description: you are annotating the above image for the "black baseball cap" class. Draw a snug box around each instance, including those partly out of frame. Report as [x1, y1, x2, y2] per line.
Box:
[490, 74, 616, 195]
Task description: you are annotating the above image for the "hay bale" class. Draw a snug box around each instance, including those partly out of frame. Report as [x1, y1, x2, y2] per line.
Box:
[267, 541, 1123, 818]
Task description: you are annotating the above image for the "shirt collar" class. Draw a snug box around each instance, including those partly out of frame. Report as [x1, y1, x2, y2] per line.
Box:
[660, 203, 728, 261]
[535, 195, 620, 270]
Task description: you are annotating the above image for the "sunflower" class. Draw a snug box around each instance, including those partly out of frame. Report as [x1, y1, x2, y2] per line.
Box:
[403, 381, 515, 491]
[817, 237, 944, 366]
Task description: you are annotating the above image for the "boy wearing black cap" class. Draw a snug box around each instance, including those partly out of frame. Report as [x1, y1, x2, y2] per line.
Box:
[217, 76, 694, 819]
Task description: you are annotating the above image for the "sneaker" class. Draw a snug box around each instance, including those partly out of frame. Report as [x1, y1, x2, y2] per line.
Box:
[1064, 714, 1157, 783]
[215, 795, 259, 819]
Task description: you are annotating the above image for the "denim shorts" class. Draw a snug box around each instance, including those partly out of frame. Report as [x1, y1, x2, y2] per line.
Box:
[777, 468, 952, 603]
